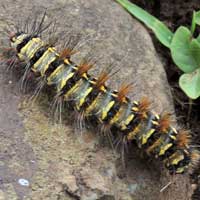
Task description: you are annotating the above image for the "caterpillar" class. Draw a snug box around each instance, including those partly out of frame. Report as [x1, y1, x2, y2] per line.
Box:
[1, 12, 199, 176]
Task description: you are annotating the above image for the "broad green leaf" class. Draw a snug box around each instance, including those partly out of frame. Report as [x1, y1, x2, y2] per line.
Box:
[116, 0, 173, 48]
[171, 26, 200, 73]
[179, 68, 200, 99]
[190, 39, 200, 65]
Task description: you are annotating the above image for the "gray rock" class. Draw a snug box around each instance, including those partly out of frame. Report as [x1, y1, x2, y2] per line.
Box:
[0, 190, 5, 200]
[0, 0, 193, 199]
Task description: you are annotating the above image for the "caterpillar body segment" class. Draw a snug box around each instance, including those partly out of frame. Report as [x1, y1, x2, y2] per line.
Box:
[8, 31, 199, 174]
[47, 61, 77, 92]
[10, 33, 28, 49]
[32, 47, 58, 75]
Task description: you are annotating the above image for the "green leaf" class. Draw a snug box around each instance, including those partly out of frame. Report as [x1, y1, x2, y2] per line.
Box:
[190, 39, 200, 65]
[194, 10, 200, 26]
[115, 0, 173, 48]
[191, 11, 196, 34]
[179, 68, 200, 99]
[196, 35, 200, 43]
[191, 11, 200, 34]
[171, 26, 200, 73]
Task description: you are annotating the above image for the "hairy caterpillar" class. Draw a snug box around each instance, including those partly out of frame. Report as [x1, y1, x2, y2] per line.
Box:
[1, 12, 200, 176]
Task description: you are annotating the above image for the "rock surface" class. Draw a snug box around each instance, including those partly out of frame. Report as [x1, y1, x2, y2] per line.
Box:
[0, 0, 193, 199]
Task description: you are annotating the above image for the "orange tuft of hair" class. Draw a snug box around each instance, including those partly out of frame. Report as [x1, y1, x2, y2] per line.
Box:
[77, 61, 93, 76]
[190, 150, 200, 168]
[138, 97, 150, 118]
[95, 71, 110, 89]
[158, 113, 171, 132]
[59, 48, 77, 59]
[117, 83, 133, 103]
[176, 130, 191, 148]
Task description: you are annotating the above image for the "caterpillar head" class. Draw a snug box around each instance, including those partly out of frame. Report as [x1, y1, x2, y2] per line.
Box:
[0, 32, 27, 63]
[9, 32, 28, 49]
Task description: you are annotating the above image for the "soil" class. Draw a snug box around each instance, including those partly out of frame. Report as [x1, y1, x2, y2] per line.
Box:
[130, 0, 200, 199]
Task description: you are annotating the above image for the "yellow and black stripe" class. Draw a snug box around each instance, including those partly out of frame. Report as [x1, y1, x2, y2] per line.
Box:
[9, 32, 197, 174]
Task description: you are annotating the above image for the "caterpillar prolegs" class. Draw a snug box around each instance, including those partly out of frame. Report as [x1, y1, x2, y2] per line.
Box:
[3, 13, 200, 175]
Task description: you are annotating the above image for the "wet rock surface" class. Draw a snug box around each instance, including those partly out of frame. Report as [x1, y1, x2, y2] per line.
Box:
[0, 0, 193, 199]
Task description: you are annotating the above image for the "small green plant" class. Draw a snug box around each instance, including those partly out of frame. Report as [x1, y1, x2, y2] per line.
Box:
[116, 0, 200, 99]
